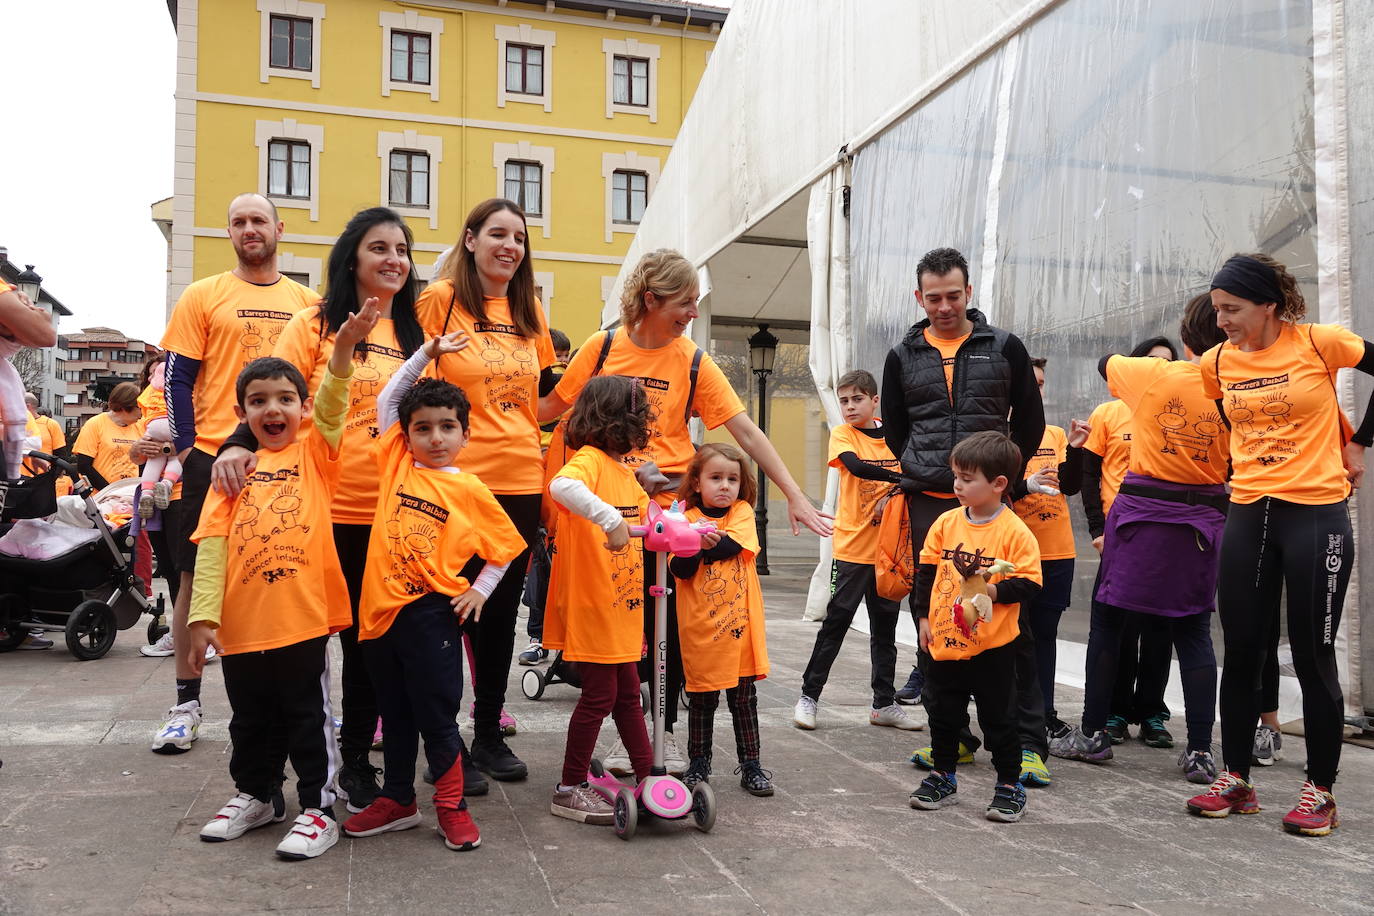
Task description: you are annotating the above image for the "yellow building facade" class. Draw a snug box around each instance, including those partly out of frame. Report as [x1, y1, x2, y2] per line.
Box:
[165, 0, 725, 345]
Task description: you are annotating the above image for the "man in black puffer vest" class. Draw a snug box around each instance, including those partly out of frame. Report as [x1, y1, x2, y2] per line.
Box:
[880, 248, 1045, 762]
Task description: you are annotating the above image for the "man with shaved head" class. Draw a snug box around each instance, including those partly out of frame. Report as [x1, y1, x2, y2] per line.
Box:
[135, 192, 318, 754]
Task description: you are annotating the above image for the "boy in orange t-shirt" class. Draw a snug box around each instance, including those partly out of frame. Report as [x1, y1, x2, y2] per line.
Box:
[909, 432, 1042, 824]
[342, 332, 525, 852]
[184, 303, 375, 861]
[795, 370, 920, 733]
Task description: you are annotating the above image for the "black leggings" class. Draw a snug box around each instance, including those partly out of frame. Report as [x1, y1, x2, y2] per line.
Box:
[1109, 615, 1173, 723]
[333, 523, 378, 762]
[461, 493, 540, 747]
[1218, 498, 1351, 787]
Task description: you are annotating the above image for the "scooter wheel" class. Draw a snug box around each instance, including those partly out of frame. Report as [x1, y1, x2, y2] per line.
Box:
[691, 782, 716, 833]
[521, 668, 545, 700]
[614, 787, 638, 840]
[589, 758, 606, 779]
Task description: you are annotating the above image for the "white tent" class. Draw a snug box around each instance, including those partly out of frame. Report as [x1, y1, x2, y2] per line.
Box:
[607, 0, 1373, 720]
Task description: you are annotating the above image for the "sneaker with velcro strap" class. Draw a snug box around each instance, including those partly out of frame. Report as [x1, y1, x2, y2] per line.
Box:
[909, 771, 958, 810]
[275, 809, 339, 860]
[986, 782, 1027, 823]
[200, 791, 286, 842]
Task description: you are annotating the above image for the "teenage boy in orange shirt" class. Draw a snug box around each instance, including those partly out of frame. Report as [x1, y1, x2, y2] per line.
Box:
[342, 331, 525, 852]
[183, 301, 378, 861]
[907, 431, 1042, 824]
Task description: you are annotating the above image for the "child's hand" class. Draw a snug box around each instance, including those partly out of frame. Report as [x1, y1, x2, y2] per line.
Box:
[698, 529, 722, 549]
[451, 589, 486, 624]
[184, 621, 223, 677]
[918, 617, 931, 652]
[1026, 467, 1060, 496]
[335, 298, 382, 351]
[605, 520, 630, 551]
[1068, 418, 1091, 448]
[424, 330, 470, 360]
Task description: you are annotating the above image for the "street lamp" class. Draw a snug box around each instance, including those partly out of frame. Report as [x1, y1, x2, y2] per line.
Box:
[15, 264, 42, 304]
[748, 323, 778, 575]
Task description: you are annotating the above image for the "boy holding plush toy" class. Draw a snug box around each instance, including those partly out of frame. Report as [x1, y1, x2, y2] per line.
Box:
[908, 431, 1042, 823]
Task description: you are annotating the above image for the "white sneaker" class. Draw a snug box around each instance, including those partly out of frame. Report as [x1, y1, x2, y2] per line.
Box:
[603, 738, 632, 776]
[199, 792, 285, 842]
[870, 703, 926, 731]
[140, 632, 175, 657]
[152, 479, 173, 509]
[275, 809, 340, 860]
[662, 731, 687, 775]
[151, 700, 202, 753]
[793, 696, 818, 730]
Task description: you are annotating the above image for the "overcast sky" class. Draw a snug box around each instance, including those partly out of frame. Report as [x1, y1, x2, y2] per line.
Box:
[1, 2, 176, 344]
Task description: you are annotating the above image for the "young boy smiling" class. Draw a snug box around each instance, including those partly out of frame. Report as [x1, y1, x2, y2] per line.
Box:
[186, 300, 380, 860]
[343, 331, 525, 852]
[907, 431, 1042, 823]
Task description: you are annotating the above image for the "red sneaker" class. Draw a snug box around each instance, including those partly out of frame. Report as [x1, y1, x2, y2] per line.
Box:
[1282, 782, 1339, 836]
[1186, 771, 1260, 817]
[342, 797, 422, 837]
[436, 806, 481, 851]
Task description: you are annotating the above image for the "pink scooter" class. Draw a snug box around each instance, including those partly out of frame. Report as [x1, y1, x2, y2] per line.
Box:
[587, 500, 717, 840]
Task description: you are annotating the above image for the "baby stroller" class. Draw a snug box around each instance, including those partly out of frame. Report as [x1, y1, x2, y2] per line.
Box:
[0, 452, 161, 660]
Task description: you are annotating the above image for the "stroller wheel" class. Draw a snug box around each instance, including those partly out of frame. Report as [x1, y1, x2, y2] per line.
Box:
[147, 617, 169, 645]
[66, 600, 117, 661]
[521, 668, 546, 700]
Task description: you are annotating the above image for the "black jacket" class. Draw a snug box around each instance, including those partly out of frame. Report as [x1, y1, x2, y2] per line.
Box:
[881, 309, 1044, 492]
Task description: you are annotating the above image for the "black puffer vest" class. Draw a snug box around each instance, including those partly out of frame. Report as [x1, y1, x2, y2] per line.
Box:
[893, 309, 1012, 491]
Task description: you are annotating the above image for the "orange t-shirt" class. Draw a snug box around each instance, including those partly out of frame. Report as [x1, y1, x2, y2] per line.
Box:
[72, 412, 141, 485]
[1201, 323, 1365, 505]
[160, 271, 318, 455]
[543, 446, 649, 663]
[416, 281, 554, 496]
[22, 413, 66, 478]
[675, 502, 769, 692]
[827, 422, 899, 564]
[191, 427, 350, 654]
[1083, 399, 1133, 512]
[137, 385, 167, 421]
[274, 307, 411, 524]
[923, 328, 971, 397]
[555, 329, 746, 479]
[358, 424, 527, 641]
[920, 506, 1043, 661]
[1013, 425, 1075, 560]
[1107, 356, 1228, 485]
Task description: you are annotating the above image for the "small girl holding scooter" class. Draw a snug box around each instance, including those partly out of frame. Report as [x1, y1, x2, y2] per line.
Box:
[544, 375, 655, 826]
[670, 442, 774, 797]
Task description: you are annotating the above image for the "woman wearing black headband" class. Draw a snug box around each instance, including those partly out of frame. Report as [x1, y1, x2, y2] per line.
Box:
[1187, 252, 1374, 836]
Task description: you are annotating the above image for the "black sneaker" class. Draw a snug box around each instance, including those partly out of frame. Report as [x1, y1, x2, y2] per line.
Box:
[682, 755, 711, 788]
[337, 758, 382, 814]
[471, 738, 528, 781]
[518, 639, 548, 666]
[1104, 715, 1130, 744]
[423, 753, 490, 796]
[986, 782, 1027, 823]
[735, 760, 774, 797]
[1140, 715, 1174, 749]
[1046, 715, 1071, 742]
[895, 666, 924, 705]
[909, 770, 958, 809]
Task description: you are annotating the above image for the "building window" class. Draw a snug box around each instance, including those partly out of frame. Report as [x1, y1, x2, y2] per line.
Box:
[282, 271, 312, 287]
[268, 139, 311, 198]
[612, 170, 648, 223]
[504, 161, 543, 216]
[613, 56, 649, 107]
[506, 44, 544, 96]
[89, 350, 104, 361]
[391, 30, 430, 84]
[389, 150, 430, 207]
[64, 371, 79, 382]
[269, 15, 312, 70]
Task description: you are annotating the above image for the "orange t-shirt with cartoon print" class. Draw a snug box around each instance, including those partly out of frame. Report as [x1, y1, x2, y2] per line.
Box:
[1201, 323, 1365, 505]
[1083, 399, 1133, 512]
[555, 329, 746, 481]
[72, 412, 141, 485]
[828, 422, 899, 564]
[416, 282, 555, 496]
[1107, 355, 1229, 485]
[675, 502, 770, 692]
[358, 424, 527, 641]
[274, 307, 411, 524]
[1013, 425, 1075, 560]
[191, 426, 350, 654]
[160, 271, 318, 455]
[920, 506, 1043, 661]
[543, 446, 649, 664]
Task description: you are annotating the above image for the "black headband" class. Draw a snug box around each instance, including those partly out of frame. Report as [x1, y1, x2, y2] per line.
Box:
[1210, 255, 1283, 306]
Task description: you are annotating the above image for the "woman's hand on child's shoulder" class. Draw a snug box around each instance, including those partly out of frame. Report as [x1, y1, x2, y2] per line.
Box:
[424, 330, 471, 360]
